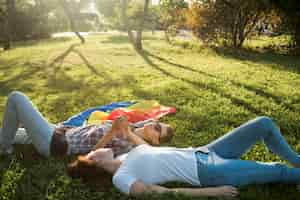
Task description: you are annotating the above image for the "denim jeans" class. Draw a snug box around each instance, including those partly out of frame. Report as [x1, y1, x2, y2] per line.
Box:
[196, 116, 300, 186]
[0, 91, 55, 156]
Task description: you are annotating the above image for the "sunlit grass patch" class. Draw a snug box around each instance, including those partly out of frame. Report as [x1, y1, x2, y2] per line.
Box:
[0, 33, 300, 200]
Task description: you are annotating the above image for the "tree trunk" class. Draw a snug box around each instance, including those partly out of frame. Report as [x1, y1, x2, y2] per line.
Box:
[135, 0, 150, 51]
[121, 0, 135, 47]
[164, 30, 171, 44]
[3, 18, 10, 50]
[3, 0, 15, 50]
[60, 0, 85, 44]
[121, 0, 150, 51]
[232, 10, 240, 47]
[295, 16, 300, 48]
[232, 24, 238, 47]
[238, 20, 247, 48]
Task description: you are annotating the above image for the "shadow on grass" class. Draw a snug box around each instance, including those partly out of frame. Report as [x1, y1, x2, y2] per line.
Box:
[144, 50, 298, 112]
[138, 50, 262, 115]
[0, 145, 69, 199]
[48, 43, 110, 79]
[0, 62, 44, 95]
[212, 46, 300, 74]
[46, 43, 114, 104]
[101, 35, 159, 45]
[141, 49, 300, 136]
[47, 71, 136, 96]
[12, 37, 72, 48]
[0, 55, 29, 70]
[0, 60, 20, 71]
[45, 73, 138, 122]
[129, 81, 252, 138]
[101, 35, 130, 44]
[47, 70, 86, 92]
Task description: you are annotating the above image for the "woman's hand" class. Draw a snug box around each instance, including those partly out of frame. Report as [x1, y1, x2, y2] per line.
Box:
[212, 186, 239, 197]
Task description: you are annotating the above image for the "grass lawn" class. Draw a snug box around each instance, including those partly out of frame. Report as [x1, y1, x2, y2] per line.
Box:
[0, 32, 300, 200]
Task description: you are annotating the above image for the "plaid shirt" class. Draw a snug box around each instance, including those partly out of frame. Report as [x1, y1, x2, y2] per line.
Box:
[63, 122, 134, 156]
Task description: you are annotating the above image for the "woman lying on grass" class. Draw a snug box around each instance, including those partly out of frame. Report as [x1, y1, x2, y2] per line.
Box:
[0, 91, 173, 157]
[68, 116, 300, 198]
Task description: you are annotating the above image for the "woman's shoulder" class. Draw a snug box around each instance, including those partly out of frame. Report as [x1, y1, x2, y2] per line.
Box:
[131, 144, 151, 152]
[121, 144, 152, 162]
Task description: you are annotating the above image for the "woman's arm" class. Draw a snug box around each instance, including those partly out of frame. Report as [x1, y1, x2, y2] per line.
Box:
[130, 181, 239, 198]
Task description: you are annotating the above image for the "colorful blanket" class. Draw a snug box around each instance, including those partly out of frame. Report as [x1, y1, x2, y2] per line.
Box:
[62, 101, 135, 126]
[63, 100, 176, 126]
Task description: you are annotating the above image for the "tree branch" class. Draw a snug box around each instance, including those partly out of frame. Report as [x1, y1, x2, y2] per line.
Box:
[60, 0, 85, 44]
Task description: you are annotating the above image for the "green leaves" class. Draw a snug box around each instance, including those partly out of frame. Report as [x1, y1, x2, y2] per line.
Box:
[0, 159, 25, 200]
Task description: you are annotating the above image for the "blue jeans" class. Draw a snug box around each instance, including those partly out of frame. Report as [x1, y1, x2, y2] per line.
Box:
[0, 91, 55, 156]
[196, 116, 300, 186]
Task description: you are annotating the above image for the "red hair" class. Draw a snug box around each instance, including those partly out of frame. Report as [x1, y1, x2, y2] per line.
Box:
[67, 156, 113, 190]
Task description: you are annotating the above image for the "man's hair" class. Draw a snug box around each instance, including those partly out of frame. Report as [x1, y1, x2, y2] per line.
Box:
[67, 156, 113, 190]
[160, 124, 174, 144]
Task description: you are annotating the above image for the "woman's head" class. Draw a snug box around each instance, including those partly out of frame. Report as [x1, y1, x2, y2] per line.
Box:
[67, 153, 113, 189]
[86, 148, 114, 164]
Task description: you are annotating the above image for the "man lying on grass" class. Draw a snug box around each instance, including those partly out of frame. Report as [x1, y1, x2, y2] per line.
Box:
[68, 116, 300, 198]
[0, 91, 173, 157]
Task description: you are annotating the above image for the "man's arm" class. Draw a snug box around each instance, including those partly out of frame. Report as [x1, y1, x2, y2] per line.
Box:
[94, 129, 115, 149]
[94, 116, 148, 149]
[129, 180, 239, 198]
[127, 129, 148, 146]
[94, 117, 127, 149]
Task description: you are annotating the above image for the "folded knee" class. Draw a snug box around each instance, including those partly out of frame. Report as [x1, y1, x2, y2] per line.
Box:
[255, 116, 274, 129]
[8, 91, 26, 102]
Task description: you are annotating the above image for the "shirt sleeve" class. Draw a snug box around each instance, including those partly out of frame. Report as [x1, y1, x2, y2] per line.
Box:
[112, 170, 138, 195]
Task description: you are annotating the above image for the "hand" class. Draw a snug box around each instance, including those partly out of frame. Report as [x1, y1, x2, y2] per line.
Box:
[214, 186, 239, 198]
[111, 116, 129, 138]
[54, 126, 70, 134]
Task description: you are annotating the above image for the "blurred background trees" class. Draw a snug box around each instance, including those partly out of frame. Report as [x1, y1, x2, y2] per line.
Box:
[185, 0, 299, 49]
[270, 0, 300, 48]
[186, 0, 276, 47]
[95, 0, 119, 30]
[0, 0, 299, 53]
[159, 0, 188, 43]
[0, 0, 68, 49]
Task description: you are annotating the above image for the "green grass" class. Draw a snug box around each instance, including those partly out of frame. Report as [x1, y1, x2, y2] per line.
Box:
[0, 32, 300, 200]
